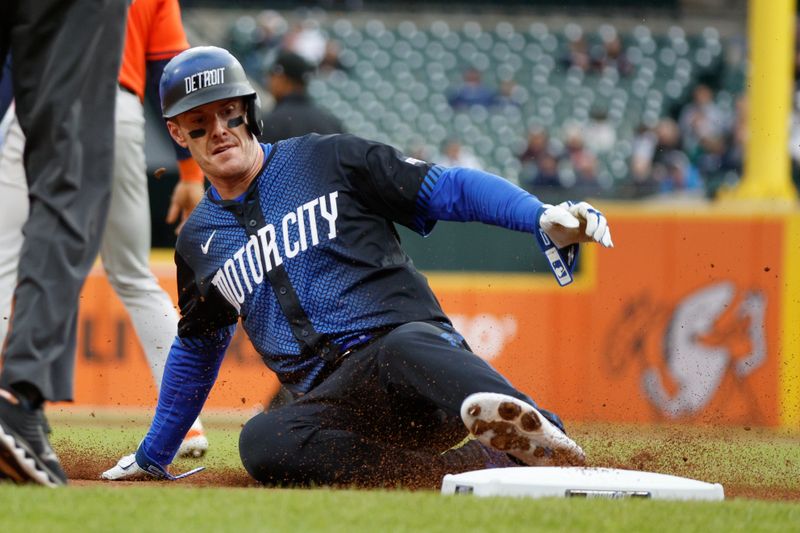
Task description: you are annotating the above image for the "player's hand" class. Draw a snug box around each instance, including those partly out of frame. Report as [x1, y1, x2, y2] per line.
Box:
[101, 452, 151, 481]
[538, 201, 613, 249]
[101, 447, 205, 481]
[567, 201, 613, 247]
[166, 181, 205, 235]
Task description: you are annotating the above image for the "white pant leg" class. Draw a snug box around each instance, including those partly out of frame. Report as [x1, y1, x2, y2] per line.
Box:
[0, 117, 28, 346]
[99, 89, 178, 388]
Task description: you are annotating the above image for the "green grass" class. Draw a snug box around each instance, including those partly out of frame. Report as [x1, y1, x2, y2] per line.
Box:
[2, 485, 799, 533]
[1, 411, 798, 532]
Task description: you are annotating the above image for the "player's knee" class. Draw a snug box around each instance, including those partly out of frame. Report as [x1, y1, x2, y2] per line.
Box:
[238, 411, 303, 485]
[239, 412, 280, 481]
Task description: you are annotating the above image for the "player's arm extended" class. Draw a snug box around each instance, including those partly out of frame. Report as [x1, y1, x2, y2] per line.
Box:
[101, 332, 232, 481]
[339, 134, 608, 246]
[421, 166, 612, 286]
[102, 250, 238, 481]
[338, 134, 610, 282]
[422, 166, 612, 248]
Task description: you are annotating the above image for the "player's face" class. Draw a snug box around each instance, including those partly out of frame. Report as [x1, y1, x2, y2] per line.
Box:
[168, 97, 258, 181]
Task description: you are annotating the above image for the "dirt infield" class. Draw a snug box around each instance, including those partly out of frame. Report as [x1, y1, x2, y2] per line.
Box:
[58, 434, 800, 501]
[45, 409, 799, 501]
[61, 456, 800, 500]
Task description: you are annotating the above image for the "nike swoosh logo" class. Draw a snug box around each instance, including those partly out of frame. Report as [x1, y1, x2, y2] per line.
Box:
[201, 230, 216, 255]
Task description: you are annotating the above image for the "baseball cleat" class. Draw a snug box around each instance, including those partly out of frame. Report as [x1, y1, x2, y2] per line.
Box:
[0, 389, 67, 487]
[177, 418, 209, 458]
[460, 392, 586, 467]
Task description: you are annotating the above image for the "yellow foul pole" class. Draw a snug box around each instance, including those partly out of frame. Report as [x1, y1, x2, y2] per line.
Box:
[735, 0, 797, 200]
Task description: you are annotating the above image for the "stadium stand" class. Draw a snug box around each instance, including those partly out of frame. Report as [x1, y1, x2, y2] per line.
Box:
[189, 10, 749, 200]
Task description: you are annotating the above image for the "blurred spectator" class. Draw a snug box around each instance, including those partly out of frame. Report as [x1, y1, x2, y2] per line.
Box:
[257, 10, 288, 51]
[572, 151, 601, 191]
[628, 121, 659, 194]
[694, 134, 727, 190]
[560, 35, 591, 72]
[532, 152, 563, 188]
[228, 12, 287, 77]
[440, 138, 482, 169]
[495, 80, 524, 108]
[651, 118, 701, 194]
[520, 126, 555, 166]
[678, 84, 728, 156]
[519, 126, 565, 188]
[591, 33, 634, 77]
[722, 35, 747, 94]
[563, 125, 592, 169]
[260, 50, 344, 144]
[447, 68, 498, 109]
[654, 151, 698, 194]
[563, 125, 602, 194]
[283, 19, 327, 65]
[584, 105, 617, 155]
[722, 95, 747, 177]
[677, 84, 733, 196]
[319, 40, 347, 74]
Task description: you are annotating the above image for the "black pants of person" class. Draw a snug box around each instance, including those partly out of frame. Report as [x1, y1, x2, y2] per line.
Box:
[0, 0, 127, 401]
[239, 321, 565, 488]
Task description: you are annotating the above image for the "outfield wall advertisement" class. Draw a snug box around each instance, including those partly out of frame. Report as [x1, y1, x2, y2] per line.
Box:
[70, 209, 800, 429]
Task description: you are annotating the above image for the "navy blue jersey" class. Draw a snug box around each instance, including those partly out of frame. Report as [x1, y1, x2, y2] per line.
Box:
[175, 134, 448, 393]
[143, 134, 551, 465]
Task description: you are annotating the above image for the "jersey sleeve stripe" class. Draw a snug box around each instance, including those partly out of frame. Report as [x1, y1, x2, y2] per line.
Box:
[413, 164, 444, 234]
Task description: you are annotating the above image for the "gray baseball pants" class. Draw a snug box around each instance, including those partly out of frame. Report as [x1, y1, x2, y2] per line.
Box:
[0, 0, 128, 401]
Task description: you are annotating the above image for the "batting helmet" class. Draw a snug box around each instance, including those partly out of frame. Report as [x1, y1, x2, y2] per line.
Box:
[160, 46, 262, 136]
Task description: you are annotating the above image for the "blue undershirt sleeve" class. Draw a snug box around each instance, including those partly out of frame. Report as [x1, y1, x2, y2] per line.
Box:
[422, 166, 545, 233]
[140, 331, 232, 465]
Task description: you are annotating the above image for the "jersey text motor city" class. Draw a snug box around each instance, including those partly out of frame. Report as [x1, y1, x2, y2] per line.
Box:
[211, 191, 339, 312]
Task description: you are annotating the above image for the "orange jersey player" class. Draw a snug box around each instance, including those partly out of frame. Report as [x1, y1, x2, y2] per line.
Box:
[120, 0, 205, 200]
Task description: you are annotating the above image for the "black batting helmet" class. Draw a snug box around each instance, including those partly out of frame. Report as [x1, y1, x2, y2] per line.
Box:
[160, 46, 262, 136]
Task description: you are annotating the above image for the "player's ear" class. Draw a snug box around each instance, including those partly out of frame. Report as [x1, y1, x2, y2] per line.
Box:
[167, 119, 188, 148]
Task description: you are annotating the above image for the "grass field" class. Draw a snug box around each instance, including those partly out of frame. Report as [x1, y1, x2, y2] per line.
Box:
[1, 408, 799, 532]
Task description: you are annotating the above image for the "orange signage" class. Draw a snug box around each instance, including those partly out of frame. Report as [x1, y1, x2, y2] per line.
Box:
[70, 212, 793, 427]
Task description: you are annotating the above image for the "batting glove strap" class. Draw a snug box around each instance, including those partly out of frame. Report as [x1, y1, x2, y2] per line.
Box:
[535, 203, 580, 287]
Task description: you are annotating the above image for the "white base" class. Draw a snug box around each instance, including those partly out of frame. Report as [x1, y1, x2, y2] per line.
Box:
[441, 467, 724, 501]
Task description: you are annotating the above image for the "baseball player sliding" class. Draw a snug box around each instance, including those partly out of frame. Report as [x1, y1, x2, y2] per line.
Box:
[0, 0, 209, 459]
[104, 46, 613, 487]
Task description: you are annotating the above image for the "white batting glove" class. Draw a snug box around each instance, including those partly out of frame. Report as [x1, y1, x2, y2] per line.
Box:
[101, 447, 205, 481]
[101, 453, 150, 481]
[539, 201, 613, 249]
[568, 201, 613, 248]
